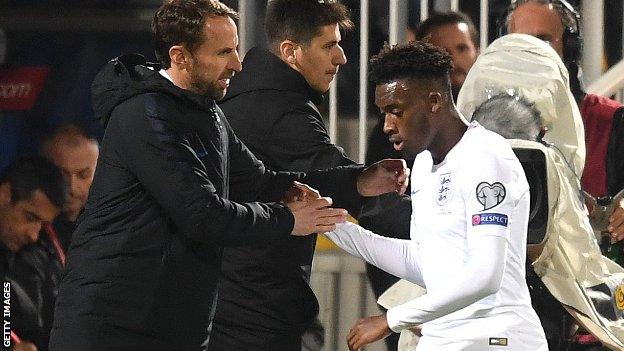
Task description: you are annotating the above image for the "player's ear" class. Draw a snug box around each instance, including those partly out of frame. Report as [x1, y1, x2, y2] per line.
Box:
[429, 92, 443, 113]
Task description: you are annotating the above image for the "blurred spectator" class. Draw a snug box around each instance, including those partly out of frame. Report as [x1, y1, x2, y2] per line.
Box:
[41, 123, 99, 250]
[5, 123, 101, 351]
[0, 156, 66, 351]
[408, 11, 479, 100]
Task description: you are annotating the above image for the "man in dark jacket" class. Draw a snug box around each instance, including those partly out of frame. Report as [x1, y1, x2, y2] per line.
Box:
[0, 156, 67, 351]
[210, 1, 409, 350]
[49, 1, 407, 350]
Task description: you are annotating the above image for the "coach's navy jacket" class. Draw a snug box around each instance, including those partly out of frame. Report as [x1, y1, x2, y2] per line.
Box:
[49, 54, 362, 351]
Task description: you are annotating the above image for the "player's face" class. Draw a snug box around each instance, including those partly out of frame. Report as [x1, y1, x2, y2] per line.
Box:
[376, 79, 435, 158]
[508, 2, 565, 58]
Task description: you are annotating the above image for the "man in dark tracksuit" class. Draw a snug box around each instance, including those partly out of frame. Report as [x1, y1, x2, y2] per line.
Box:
[49, 2, 407, 350]
[210, 1, 410, 350]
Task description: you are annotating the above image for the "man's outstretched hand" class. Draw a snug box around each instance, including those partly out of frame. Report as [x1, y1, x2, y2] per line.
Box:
[357, 159, 409, 197]
[347, 314, 392, 351]
[284, 182, 347, 235]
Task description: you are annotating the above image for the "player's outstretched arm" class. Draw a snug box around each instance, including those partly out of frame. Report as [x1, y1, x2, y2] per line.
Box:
[325, 222, 424, 287]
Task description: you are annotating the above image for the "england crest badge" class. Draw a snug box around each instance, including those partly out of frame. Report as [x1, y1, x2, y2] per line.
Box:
[436, 172, 452, 206]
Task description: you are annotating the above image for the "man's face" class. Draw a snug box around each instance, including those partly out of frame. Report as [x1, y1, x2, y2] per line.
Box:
[427, 23, 477, 95]
[375, 79, 434, 158]
[0, 186, 59, 252]
[45, 136, 98, 222]
[294, 24, 347, 93]
[187, 16, 242, 100]
[509, 2, 565, 58]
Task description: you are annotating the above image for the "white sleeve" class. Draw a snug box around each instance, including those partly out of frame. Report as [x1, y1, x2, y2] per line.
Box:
[324, 222, 425, 287]
[465, 148, 520, 241]
[386, 234, 507, 332]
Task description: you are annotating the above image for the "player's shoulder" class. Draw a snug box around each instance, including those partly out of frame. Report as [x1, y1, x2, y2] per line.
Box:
[464, 123, 517, 161]
[462, 123, 529, 195]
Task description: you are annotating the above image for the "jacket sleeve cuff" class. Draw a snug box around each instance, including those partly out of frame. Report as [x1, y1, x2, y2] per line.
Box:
[303, 165, 365, 217]
[269, 202, 295, 238]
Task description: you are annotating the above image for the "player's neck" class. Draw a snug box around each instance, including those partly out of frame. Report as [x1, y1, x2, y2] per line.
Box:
[430, 110, 467, 164]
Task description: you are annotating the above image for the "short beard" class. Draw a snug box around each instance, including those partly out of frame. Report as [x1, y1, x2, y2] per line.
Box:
[188, 63, 224, 100]
[189, 75, 223, 100]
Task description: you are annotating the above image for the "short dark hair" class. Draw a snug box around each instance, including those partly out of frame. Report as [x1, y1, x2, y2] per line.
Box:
[0, 156, 67, 209]
[152, 0, 238, 69]
[369, 41, 453, 86]
[472, 94, 542, 141]
[265, 0, 353, 50]
[412, 11, 479, 48]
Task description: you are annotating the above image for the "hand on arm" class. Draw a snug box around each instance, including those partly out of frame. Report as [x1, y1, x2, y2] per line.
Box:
[357, 159, 409, 197]
[281, 181, 321, 203]
[118, 98, 295, 246]
[284, 182, 348, 236]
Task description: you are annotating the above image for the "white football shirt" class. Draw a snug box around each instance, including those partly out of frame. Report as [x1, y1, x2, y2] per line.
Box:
[326, 122, 547, 350]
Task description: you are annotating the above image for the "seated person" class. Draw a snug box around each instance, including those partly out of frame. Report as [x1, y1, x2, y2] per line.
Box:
[0, 156, 67, 351]
[471, 93, 543, 141]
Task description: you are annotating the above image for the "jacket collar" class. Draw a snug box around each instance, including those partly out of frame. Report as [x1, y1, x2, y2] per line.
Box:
[223, 47, 324, 105]
[92, 54, 217, 128]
